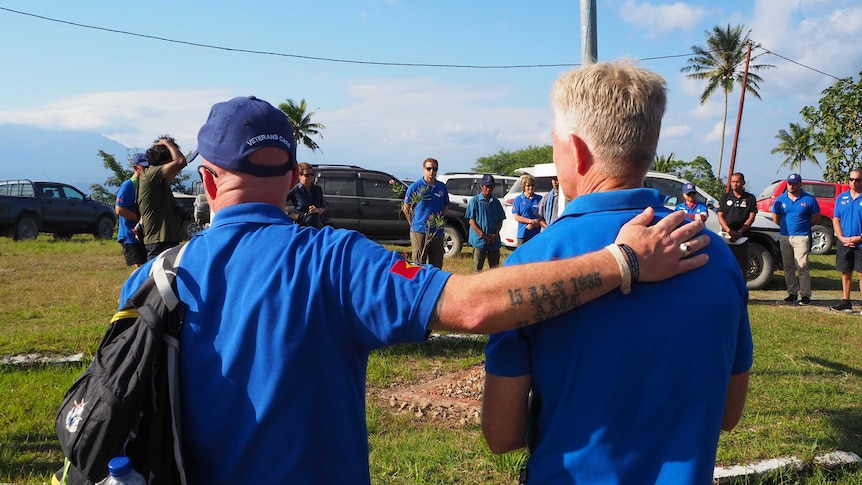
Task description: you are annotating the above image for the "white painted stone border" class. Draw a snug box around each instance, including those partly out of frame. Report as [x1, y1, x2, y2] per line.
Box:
[714, 451, 861, 482]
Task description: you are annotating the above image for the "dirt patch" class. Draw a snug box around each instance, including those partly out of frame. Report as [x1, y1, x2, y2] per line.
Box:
[385, 364, 485, 426]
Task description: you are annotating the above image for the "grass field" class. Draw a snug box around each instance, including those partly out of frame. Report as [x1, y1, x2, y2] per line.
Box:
[2, 235, 862, 483]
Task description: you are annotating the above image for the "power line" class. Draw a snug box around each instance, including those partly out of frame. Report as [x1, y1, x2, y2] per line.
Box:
[0, 6, 845, 79]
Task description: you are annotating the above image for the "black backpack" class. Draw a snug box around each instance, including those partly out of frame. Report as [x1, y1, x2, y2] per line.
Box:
[54, 245, 189, 485]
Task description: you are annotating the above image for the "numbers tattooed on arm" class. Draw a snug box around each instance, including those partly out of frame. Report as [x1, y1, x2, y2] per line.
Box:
[505, 271, 602, 323]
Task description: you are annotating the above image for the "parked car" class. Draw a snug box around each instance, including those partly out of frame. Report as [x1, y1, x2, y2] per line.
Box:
[755, 179, 849, 255]
[498, 165, 782, 290]
[172, 192, 202, 240]
[0, 179, 116, 240]
[287, 164, 469, 258]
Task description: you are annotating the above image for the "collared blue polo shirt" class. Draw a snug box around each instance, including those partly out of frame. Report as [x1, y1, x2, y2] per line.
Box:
[486, 188, 752, 484]
[834, 190, 862, 237]
[404, 179, 449, 235]
[512, 192, 543, 239]
[465, 193, 506, 250]
[674, 201, 709, 219]
[119, 202, 451, 484]
[771, 191, 820, 236]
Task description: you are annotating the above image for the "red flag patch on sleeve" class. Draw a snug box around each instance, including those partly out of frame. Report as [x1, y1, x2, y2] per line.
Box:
[390, 260, 425, 280]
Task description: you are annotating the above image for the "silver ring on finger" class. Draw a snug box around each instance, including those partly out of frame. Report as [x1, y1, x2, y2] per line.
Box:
[679, 241, 692, 257]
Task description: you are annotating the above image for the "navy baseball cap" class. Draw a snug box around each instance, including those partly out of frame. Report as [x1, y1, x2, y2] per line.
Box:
[682, 182, 696, 194]
[481, 174, 496, 186]
[131, 153, 149, 167]
[189, 96, 297, 177]
[787, 173, 802, 184]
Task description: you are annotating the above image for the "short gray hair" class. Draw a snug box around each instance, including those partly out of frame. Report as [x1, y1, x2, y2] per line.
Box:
[550, 61, 666, 176]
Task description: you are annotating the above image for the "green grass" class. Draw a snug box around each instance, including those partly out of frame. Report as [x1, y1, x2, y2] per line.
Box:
[2, 237, 862, 483]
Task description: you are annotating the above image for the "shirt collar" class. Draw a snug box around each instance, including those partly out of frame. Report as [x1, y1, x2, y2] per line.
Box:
[562, 188, 666, 218]
[210, 203, 294, 229]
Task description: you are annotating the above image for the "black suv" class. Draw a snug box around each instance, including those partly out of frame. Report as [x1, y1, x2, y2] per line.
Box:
[292, 165, 468, 258]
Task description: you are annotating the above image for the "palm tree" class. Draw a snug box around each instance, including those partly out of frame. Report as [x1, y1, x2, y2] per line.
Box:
[650, 152, 684, 175]
[278, 98, 325, 152]
[771, 123, 820, 177]
[681, 24, 773, 178]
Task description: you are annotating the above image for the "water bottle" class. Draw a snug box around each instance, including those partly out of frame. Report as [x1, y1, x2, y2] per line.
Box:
[96, 456, 146, 485]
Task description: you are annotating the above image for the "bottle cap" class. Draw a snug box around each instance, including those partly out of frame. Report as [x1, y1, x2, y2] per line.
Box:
[107, 456, 132, 477]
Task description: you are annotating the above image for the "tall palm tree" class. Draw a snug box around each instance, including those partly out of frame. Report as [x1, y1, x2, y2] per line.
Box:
[771, 122, 820, 177]
[681, 24, 773, 178]
[650, 152, 684, 175]
[278, 98, 325, 152]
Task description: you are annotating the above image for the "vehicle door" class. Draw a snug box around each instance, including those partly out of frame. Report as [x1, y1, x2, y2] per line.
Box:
[315, 170, 360, 231]
[54, 184, 93, 231]
[357, 172, 409, 238]
[35, 183, 73, 229]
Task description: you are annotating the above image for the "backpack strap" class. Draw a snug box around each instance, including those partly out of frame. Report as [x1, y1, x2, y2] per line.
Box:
[147, 243, 190, 485]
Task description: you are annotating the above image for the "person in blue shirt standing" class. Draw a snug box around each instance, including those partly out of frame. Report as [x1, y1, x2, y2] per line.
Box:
[115, 95, 710, 484]
[772, 173, 821, 305]
[287, 162, 326, 229]
[482, 61, 751, 485]
[466, 174, 506, 271]
[403, 157, 449, 268]
[830, 168, 862, 312]
[512, 174, 544, 245]
[674, 182, 709, 222]
[114, 153, 148, 268]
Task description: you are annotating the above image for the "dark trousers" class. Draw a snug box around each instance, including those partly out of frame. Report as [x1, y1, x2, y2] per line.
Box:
[473, 248, 501, 272]
[146, 241, 180, 260]
[729, 241, 749, 277]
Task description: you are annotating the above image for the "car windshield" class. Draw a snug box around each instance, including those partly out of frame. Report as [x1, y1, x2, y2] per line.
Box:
[758, 182, 782, 200]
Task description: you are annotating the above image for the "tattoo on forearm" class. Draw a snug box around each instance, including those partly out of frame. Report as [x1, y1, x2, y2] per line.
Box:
[507, 271, 602, 324]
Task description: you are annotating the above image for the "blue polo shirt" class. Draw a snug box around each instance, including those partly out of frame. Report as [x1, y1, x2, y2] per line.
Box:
[404, 179, 449, 235]
[771, 191, 820, 236]
[119, 203, 451, 484]
[834, 190, 862, 237]
[486, 188, 752, 484]
[674, 201, 709, 220]
[512, 192, 543, 240]
[115, 177, 138, 244]
[465, 193, 506, 250]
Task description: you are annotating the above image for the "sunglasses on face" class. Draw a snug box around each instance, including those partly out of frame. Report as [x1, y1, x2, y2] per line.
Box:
[851, 178, 862, 182]
[424, 166, 438, 171]
[301, 172, 315, 177]
[524, 184, 534, 188]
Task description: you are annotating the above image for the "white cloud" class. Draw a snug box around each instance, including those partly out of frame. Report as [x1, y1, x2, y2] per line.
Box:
[0, 89, 236, 151]
[661, 124, 693, 138]
[618, 0, 707, 36]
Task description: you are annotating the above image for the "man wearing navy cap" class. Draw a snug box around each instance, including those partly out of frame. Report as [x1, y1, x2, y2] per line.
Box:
[466, 174, 506, 271]
[116, 95, 711, 484]
[674, 182, 709, 222]
[114, 153, 149, 268]
[772, 173, 820, 305]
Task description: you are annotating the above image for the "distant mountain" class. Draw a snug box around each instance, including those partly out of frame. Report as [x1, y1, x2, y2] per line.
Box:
[0, 124, 130, 194]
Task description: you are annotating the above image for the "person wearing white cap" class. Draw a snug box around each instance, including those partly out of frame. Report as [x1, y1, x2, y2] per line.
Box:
[772, 173, 821, 305]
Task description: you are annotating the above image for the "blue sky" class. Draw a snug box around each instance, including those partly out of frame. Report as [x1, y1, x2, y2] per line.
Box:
[1, 0, 860, 194]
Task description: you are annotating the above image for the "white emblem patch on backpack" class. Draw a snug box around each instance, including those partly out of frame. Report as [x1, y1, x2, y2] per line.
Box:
[65, 399, 87, 433]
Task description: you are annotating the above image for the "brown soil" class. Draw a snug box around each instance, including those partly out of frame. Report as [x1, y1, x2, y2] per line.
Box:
[383, 364, 485, 426]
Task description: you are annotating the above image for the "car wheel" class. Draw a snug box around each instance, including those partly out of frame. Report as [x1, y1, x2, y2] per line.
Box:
[442, 223, 463, 259]
[181, 220, 201, 240]
[14, 216, 39, 240]
[94, 216, 115, 240]
[746, 242, 774, 290]
[809, 224, 833, 255]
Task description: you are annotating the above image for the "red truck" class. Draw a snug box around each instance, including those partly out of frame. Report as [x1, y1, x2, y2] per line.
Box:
[756, 179, 850, 255]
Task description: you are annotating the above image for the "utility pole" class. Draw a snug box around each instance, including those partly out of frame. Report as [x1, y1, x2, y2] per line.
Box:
[726, 40, 752, 192]
[581, 0, 597, 65]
